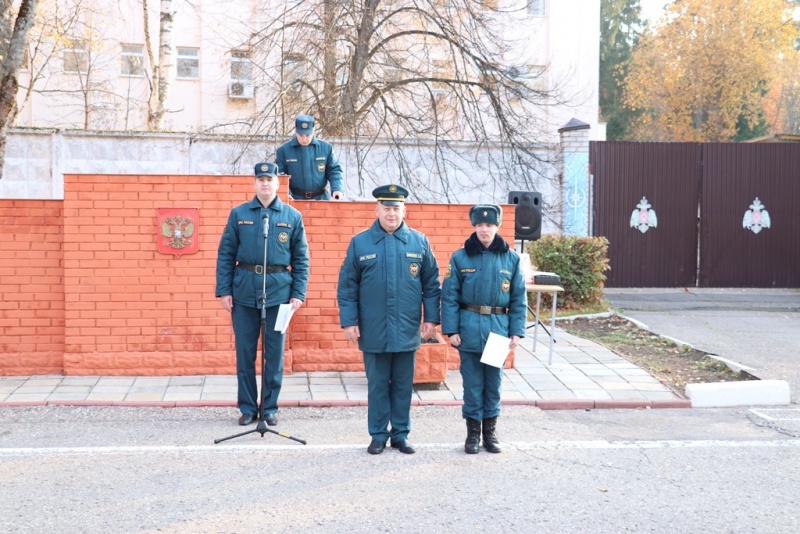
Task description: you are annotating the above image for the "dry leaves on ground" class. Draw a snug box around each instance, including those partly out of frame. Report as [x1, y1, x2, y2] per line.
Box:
[560, 315, 757, 397]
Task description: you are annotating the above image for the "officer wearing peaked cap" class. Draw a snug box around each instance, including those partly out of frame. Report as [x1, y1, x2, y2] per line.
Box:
[215, 162, 310, 427]
[337, 184, 441, 455]
[276, 114, 345, 201]
[442, 203, 527, 454]
[372, 183, 409, 205]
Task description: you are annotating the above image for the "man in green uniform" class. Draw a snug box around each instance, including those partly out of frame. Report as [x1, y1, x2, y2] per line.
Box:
[442, 204, 527, 453]
[276, 115, 344, 200]
[215, 162, 310, 426]
[337, 185, 441, 454]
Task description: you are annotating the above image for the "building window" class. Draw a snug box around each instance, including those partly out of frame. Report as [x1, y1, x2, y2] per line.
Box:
[176, 48, 199, 79]
[508, 64, 546, 94]
[63, 40, 89, 74]
[479, 67, 499, 93]
[229, 51, 254, 98]
[231, 51, 253, 83]
[283, 53, 305, 96]
[528, 0, 545, 16]
[20, 46, 30, 71]
[432, 59, 451, 91]
[120, 44, 144, 76]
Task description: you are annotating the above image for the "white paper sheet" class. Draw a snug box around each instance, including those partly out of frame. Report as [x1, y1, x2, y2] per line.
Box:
[274, 303, 296, 334]
[480, 332, 512, 368]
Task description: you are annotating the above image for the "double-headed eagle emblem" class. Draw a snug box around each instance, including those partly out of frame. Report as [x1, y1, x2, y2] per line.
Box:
[161, 214, 195, 249]
[630, 197, 658, 234]
[742, 197, 771, 234]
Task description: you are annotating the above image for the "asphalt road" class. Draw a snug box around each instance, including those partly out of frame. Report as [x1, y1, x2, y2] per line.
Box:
[2, 405, 799, 533]
[604, 288, 800, 404]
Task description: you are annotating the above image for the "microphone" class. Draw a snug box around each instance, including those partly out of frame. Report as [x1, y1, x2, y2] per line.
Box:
[262, 214, 269, 237]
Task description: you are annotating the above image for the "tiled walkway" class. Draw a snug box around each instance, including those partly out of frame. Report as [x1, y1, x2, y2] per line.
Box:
[0, 327, 688, 409]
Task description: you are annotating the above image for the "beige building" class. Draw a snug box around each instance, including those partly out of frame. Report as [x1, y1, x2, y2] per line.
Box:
[14, 0, 600, 140]
[6, 0, 600, 209]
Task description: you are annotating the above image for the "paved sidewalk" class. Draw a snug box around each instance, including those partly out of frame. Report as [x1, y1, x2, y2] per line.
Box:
[0, 325, 688, 410]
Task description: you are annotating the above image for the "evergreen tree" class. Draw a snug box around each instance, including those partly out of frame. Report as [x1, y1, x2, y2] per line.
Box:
[599, 0, 644, 140]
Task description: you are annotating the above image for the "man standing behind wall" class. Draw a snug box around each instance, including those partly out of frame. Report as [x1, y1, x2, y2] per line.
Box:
[337, 184, 441, 455]
[276, 115, 345, 200]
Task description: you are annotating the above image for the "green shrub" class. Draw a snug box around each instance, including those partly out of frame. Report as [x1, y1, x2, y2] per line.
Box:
[525, 235, 610, 309]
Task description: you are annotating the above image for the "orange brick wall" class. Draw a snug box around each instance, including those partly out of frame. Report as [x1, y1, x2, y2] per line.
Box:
[0, 174, 515, 376]
[0, 200, 65, 374]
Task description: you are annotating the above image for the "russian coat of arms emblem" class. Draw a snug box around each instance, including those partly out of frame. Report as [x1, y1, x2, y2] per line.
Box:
[157, 208, 199, 256]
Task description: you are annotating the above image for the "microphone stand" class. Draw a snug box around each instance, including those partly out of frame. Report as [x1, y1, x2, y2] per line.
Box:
[215, 212, 306, 445]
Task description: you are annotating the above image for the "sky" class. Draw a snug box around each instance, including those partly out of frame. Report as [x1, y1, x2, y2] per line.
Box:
[639, 0, 668, 22]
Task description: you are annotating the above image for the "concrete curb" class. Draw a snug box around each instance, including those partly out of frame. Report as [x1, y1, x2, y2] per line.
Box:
[686, 380, 791, 408]
[614, 312, 794, 407]
[0, 398, 692, 410]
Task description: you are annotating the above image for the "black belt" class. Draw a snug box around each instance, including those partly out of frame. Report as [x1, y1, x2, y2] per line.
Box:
[460, 304, 507, 315]
[290, 185, 327, 199]
[236, 263, 288, 275]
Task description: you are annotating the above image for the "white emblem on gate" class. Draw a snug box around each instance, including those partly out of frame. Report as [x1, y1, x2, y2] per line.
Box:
[630, 197, 658, 234]
[742, 197, 771, 234]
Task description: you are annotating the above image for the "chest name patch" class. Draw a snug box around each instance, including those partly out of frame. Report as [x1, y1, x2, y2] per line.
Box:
[238, 220, 254, 225]
[359, 254, 377, 262]
[460, 268, 477, 274]
[406, 253, 422, 259]
[276, 222, 292, 228]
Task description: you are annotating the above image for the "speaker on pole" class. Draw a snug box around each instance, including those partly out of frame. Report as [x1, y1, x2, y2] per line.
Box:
[508, 191, 542, 241]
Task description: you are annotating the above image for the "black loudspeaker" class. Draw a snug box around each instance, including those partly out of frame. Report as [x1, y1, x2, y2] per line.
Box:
[507, 191, 542, 241]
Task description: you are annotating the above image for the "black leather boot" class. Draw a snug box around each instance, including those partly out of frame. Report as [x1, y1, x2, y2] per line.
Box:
[482, 417, 501, 453]
[465, 418, 481, 454]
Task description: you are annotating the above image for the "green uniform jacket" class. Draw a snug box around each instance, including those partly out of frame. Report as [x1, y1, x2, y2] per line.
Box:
[338, 220, 441, 353]
[276, 136, 343, 200]
[441, 234, 527, 352]
[216, 196, 309, 308]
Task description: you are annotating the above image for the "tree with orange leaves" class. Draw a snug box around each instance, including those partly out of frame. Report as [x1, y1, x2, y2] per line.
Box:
[622, 0, 799, 141]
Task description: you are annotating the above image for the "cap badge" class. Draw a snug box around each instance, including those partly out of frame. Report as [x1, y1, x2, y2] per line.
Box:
[260, 164, 268, 172]
[301, 122, 309, 129]
[389, 185, 397, 193]
[483, 210, 488, 217]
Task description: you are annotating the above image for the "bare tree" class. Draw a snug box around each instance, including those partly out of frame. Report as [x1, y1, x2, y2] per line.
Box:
[0, 0, 38, 180]
[14, 0, 139, 131]
[226, 0, 578, 202]
[143, 0, 174, 130]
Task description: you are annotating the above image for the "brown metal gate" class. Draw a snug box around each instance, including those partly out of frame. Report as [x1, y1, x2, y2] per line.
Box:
[591, 142, 701, 287]
[700, 143, 800, 287]
[590, 142, 800, 288]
